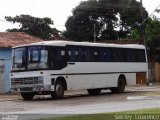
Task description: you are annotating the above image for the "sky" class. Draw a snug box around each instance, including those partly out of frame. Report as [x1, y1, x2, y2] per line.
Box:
[0, 0, 160, 32]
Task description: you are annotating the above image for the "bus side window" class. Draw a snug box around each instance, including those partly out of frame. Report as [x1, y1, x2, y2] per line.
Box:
[55, 48, 66, 61]
[51, 48, 67, 70]
[68, 48, 75, 62]
[126, 49, 136, 62]
[83, 48, 91, 62]
[104, 48, 112, 62]
[136, 49, 146, 62]
[126, 49, 130, 62]
[92, 47, 99, 62]
[113, 48, 125, 62]
[55, 49, 60, 61]
[113, 48, 118, 62]
[29, 49, 40, 63]
[60, 50, 66, 61]
[99, 48, 105, 62]
[119, 49, 125, 62]
[78, 47, 83, 62]
[68, 47, 80, 62]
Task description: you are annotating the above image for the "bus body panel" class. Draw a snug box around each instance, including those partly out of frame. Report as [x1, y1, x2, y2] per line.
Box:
[11, 61, 148, 91]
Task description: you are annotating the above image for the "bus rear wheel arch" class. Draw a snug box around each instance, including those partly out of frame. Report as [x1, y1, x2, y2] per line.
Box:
[110, 75, 126, 94]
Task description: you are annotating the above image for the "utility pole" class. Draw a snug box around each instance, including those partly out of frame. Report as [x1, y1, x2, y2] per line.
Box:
[140, 0, 153, 83]
[140, 0, 145, 45]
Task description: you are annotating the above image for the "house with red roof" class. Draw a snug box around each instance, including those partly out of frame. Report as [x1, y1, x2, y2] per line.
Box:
[0, 32, 43, 93]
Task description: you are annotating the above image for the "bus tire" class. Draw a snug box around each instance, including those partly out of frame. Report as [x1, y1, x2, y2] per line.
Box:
[21, 93, 34, 100]
[87, 89, 101, 95]
[110, 76, 126, 94]
[53, 81, 64, 99]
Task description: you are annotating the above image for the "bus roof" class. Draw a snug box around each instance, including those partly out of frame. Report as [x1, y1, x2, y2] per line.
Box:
[13, 40, 146, 49]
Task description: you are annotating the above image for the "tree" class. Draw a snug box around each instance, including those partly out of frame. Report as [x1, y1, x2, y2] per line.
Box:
[63, 0, 148, 42]
[130, 18, 160, 49]
[5, 14, 60, 39]
[130, 18, 160, 81]
[145, 18, 160, 81]
[145, 19, 160, 47]
[130, 29, 141, 40]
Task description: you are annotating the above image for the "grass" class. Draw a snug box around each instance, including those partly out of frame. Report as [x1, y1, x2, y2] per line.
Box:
[41, 108, 160, 120]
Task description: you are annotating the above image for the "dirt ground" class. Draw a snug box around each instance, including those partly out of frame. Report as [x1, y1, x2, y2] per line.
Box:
[0, 85, 160, 120]
[0, 85, 160, 102]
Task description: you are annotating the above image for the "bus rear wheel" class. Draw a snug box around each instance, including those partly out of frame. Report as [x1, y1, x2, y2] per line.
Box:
[87, 89, 101, 95]
[110, 77, 126, 94]
[21, 93, 34, 100]
[52, 81, 64, 99]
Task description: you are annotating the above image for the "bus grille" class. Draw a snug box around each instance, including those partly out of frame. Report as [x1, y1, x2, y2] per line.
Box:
[11, 77, 43, 87]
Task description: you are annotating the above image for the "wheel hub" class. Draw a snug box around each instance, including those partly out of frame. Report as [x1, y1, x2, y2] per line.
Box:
[56, 84, 62, 94]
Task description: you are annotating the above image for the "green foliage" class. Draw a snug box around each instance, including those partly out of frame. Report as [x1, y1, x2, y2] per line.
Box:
[5, 14, 60, 39]
[130, 29, 141, 39]
[64, 0, 148, 42]
[130, 18, 160, 48]
[145, 19, 160, 48]
[130, 18, 160, 63]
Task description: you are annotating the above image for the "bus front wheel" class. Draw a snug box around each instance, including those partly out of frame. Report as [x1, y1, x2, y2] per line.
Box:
[87, 89, 101, 95]
[52, 81, 64, 99]
[110, 77, 126, 94]
[21, 93, 34, 100]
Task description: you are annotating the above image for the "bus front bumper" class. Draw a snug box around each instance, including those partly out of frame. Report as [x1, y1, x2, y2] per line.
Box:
[11, 84, 53, 93]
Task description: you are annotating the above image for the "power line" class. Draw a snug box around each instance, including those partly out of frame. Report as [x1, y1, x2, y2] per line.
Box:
[149, 4, 160, 17]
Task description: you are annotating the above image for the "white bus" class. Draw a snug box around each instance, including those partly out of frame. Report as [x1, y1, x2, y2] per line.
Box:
[10, 41, 148, 100]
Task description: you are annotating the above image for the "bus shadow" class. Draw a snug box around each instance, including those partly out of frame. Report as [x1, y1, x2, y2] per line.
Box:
[26, 90, 147, 102]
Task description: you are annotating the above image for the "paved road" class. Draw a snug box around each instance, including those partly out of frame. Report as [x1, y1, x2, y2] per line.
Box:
[0, 86, 160, 119]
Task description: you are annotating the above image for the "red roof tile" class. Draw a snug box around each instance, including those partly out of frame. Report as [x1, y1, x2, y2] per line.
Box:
[0, 32, 43, 48]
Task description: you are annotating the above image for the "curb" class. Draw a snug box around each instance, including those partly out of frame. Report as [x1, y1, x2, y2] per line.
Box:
[127, 95, 160, 100]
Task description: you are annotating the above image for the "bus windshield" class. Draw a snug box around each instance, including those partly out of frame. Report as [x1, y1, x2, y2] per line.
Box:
[12, 46, 49, 71]
[27, 46, 48, 70]
[12, 47, 26, 71]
